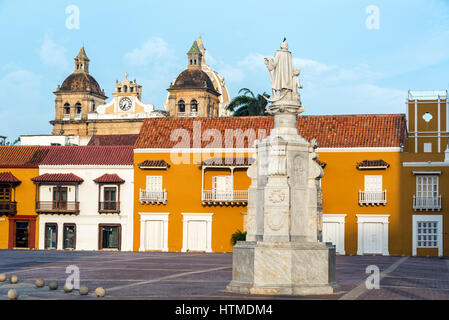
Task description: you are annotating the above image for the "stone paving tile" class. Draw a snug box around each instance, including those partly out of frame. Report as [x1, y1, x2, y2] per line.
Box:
[0, 250, 448, 300]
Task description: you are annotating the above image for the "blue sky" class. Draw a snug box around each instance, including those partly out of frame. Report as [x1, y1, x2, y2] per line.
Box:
[1, 0, 449, 140]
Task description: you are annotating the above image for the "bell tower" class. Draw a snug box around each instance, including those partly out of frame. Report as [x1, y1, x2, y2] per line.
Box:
[74, 47, 90, 74]
[187, 40, 203, 69]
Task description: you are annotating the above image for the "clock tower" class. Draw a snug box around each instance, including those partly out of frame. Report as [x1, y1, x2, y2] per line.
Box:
[51, 46, 107, 136]
[51, 47, 165, 137]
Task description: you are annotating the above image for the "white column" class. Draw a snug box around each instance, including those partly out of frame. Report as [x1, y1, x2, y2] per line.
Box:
[438, 97, 441, 153]
[382, 221, 390, 256]
[357, 221, 363, 256]
[415, 99, 418, 153]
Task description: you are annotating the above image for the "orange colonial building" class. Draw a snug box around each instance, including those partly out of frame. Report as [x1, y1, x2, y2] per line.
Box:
[399, 90, 449, 257]
[133, 114, 406, 254]
[0, 146, 49, 249]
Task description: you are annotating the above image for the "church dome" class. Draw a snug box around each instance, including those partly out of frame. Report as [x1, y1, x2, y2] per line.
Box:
[171, 68, 218, 93]
[60, 72, 104, 96]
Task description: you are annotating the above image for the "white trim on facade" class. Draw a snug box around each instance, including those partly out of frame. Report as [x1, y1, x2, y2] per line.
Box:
[138, 212, 170, 252]
[40, 165, 133, 170]
[404, 162, 449, 167]
[134, 147, 402, 154]
[412, 215, 443, 257]
[322, 214, 346, 255]
[356, 214, 390, 256]
[181, 213, 214, 253]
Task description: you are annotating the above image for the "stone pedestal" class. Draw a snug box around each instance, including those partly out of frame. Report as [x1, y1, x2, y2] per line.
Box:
[227, 241, 337, 295]
[227, 40, 337, 296]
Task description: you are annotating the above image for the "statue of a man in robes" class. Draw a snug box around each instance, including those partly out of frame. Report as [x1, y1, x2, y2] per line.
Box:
[264, 39, 294, 99]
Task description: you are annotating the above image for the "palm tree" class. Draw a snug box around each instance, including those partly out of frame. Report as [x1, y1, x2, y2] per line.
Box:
[226, 88, 270, 116]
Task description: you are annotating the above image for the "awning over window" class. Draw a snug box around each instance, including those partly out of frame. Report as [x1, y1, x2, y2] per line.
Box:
[94, 174, 125, 184]
[138, 160, 171, 170]
[356, 160, 390, 170]
[0, 172, 21, 185]
[31, 173, 84, 183]
[199, 157, 255, 167]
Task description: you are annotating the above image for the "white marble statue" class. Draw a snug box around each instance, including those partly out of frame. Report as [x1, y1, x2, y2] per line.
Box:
[264, 39, 294, 100]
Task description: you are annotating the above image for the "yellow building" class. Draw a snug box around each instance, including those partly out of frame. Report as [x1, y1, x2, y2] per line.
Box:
[133, 115, 406, 254]
[0, 146, 50, 249]
[400, 90, 449, 257]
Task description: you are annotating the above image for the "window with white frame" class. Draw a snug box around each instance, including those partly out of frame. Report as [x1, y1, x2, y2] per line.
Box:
[416, 176, 438, 199]
[423, 143, 432, 153]
[417, 221, 439, 248]
[365, 176, 382, 193]
[146, 176, 162, 192]
[212, 176, 233, 200]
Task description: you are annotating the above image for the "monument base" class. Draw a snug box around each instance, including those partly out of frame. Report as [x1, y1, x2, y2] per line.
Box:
[226, 241, 338, 296]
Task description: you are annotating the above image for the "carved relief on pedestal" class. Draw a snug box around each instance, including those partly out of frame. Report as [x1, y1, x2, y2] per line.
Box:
[266, 210, 289, 232]
[267, 138, 287, 176]
[268, 189, 286, 204]
[293, 154, 307, 186]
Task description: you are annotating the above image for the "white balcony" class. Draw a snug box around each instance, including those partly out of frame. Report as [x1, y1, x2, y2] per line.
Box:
[189, 112, 198, 117]
[202, 190, 248, 206]
[359, 190, 387, 206]
[413, 195, 442, 211]
[140, 189, 167, 205]
[63, 114, 70, 121]
[74, 114, 82, 120]
[177, 112, 187, 117]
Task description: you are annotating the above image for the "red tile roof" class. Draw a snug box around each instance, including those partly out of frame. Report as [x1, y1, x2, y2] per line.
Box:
[0, 172, 21, 184]
[88, 134, 139, 146]
[94, 174, 125, 184]
[134, 115, 406, 149]
[39, 146, 133, 166]
[0, 146, 50, 168]
[31, 173, 84, 183]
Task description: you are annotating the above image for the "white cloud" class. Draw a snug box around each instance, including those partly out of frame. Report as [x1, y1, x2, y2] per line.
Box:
[124, 37, 176, 66]
[40, 38, 70, 72]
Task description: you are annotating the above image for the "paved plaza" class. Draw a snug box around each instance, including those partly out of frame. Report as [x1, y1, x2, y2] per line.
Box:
[0, 250, 448, 300]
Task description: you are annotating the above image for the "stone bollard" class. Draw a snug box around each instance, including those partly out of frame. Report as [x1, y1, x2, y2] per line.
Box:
[79, 286, 89, 296]
[0, 274, 6, 282]
[63, 284, 73, 293]
[95, 287, 106, 298]
[48, 281, 58, 290]
[35, 279, 45, 288]
[8, 289, 19, 300]
[10, 275, 18, 284]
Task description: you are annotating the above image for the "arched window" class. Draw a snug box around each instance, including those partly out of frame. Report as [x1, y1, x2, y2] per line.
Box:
[64, 103, 70, 114]
[191, 100, 198, 113]
[178, 100, 186, 113]
[91, 100, 96, 113]
[124, 86, 128, 93]
[75, 103, 81, 113]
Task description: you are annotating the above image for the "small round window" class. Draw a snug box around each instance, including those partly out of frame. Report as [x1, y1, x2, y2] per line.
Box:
[423, 112, 433, 123]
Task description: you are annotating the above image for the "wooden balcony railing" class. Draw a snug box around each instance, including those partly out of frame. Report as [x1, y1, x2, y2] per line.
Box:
[413, 195, 442, 211]
[99, 202, 120, 214]
[139, 189, 167, 204]
[35, 201, 80, 215]
[202, 190, 248, 206]
[359, 190, 387, 206]
[0, 201, 17, 215]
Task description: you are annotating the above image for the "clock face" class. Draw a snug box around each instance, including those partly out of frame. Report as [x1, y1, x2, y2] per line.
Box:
[119, 98, 132, 111]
